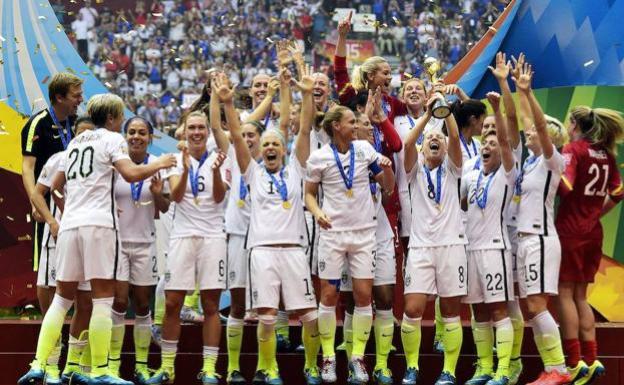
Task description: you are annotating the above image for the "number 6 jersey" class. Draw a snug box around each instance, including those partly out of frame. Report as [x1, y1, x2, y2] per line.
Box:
[58, 128, 130, 232]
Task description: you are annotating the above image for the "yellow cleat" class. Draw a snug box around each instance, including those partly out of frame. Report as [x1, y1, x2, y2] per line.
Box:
[575, 360, 605, 385]
[567, 360, 589, 383]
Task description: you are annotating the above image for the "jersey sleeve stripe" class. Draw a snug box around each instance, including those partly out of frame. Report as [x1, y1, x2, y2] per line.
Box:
[25, 111, 47, 153]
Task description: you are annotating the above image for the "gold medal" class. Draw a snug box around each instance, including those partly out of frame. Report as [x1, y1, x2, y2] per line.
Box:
[282, 201, 292, 209]
[194, 196, 200, 205]
[346, 189, 353, 198]
[237, 199, 245, 208]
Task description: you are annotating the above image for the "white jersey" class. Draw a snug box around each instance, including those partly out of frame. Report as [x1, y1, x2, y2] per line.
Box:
[224, 146, 251, 236]
[515, 146, 564, 236]
[373, 184, 394, 242]
[408, 156, 467, 247]
[245, 158, 307, 248]
[310, 127, 331, 153]
[165, 151, 228, 239]
[505, 143, 525, 227]
[306, 140, 381, 232]
[239, 109, 276, 131]
[115, 154, 159, 243]
[37, 151, 65, 248]
[460, 135, 481, 163]
[58, 128, 129, 232]
[462, 166, 517, 250]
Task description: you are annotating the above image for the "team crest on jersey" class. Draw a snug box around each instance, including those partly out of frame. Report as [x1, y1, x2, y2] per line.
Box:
[51, 268, 56, 281]
[355, 149, 365, 160]
[229, 271, 236, 282]
[252, 289, 258, 302]
[405, 274, 412, 287]
[319, 261, 326, 272]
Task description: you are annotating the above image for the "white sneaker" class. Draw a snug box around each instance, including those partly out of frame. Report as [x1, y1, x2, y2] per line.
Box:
[321, 356, 337, 383]
[180, 306, 204, 323]
[348, 357, 369, 384]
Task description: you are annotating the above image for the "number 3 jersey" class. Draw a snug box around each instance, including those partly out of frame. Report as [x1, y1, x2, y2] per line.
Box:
[556, 139, 624, 238]
[58, 128, 130, 232]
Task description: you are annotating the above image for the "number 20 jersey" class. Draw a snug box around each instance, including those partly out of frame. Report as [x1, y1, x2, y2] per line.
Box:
[556, 139, 623, 238]
[58, 128, 129, 233]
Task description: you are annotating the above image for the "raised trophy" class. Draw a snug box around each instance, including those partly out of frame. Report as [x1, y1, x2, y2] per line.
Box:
[423, 57, 452, 119]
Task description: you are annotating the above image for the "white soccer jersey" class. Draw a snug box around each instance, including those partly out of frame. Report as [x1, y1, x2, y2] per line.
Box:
[115, 154, 159, 243]
[224, 146, 251, 236]
[460, 135, 481, 163]
[239, 109, 276, 131]
[58, 128, 129, 232]
[515, 146, 564, 236]
[506, 142, 524, 226]
[245, 158, 307, 248]
[165, 151, 228, 239]
[310, 127, 331, 153]
[407, 156, 467, 247]
[462, 166, 517, 250]
[372, 184, 394, 242]
[306, 140, 381, 232]
[37, 151, 65, 248]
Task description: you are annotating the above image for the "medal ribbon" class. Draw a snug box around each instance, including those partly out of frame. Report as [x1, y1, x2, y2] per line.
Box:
[265, 166, 288, 204]
[189, 151, 209, 199]
[423, 164, 443, 206]
[50, 108, 72, 150]
[459, 132, 478, 159]
[476, 169, 495, 209]
[331, 143, 355, 192]
[130, 156, 149, 203]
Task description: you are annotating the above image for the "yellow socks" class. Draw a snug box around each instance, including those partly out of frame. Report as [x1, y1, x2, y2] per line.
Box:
[276, 310, 290, 340]
[89, 297, 114, 377]
[494, 318, 514, 377]
[35, 295, 73, 368]
[301, 310, 321, 370]
[64, 331, 88, 374]
[202, 346, 219, 374]
[471, 320, 494, 374]
[318, 304, 337, 358]
[532, 311, 567, 373]
[374, 309, 394, 370]
[134, 313, 152, 371]
[508, 299, 524, 361]
[400, 315, 421, 369]
[351, 305, 373, 359]
[343, 311, 353, 360]
[108, 310, 126, 375]
[257, 315, 277, 372]
[227, 316, 244, 373]
[161, 339, 178, 374]
[442, 316, 463, 376]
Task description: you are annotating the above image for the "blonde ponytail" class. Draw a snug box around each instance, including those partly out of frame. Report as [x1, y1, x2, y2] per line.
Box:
[349, 56, 388, 92]
[544, 114, 568, 149]
[571, 106, 624, 155]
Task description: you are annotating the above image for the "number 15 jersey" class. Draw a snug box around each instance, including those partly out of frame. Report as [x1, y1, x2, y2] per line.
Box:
[58, 128, 130, 232]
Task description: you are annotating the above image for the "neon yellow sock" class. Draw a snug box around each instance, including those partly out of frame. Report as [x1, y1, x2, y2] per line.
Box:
[79, 336, 91, 370]
[161, 339, 178, 374]
[471, 320, 494, 374]
[374, 309, 394, 370]
[318, 304, 336, 358]
[257, 318, 277, 371]
[134, 314, 152, 371]
[302, 318, 321, 370]
[63, 333, 87, 374]
[89, 298, 114, 377]
[108, 310, 126, 375]
[494, 318, 514, 377]
[442, 316, 463, 376]
[351, 305, 372, 358]
[154, 278, 166, 325]
[202, 346, 219, 374]
[184, 289, 200, 309]
[343, 312, 353, 360]
[508, 301, 524, 361]
[276, 310, 290, 339]
[35, 295, 72, 368]
[227, 317, 244, 372]
[532, 311, 566, 371]
[434, 297, 444, 343]
[401, 315, 421, 369]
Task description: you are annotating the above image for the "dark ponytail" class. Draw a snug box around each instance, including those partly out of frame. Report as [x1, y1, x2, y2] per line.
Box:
[451, 99, 487, 129]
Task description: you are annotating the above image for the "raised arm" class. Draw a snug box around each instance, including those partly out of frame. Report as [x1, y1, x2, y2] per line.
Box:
[209, 74, 230, 153]
[369, 87, 402, 152]
[279, 69, 292, 141]
[487, 92, 514, 172]
[335, 11, 352, 58]
[403, 96, 436, 173]
[489, 52, 520, 148]
[513, 62, 553, 159]
[446, 99, 463, 168]
[149, 173, 171, 213]
[511, 53, 533, 131]
[293, 64, 314, 166]
[245, 77, 280, 123]
[115, 154, 177, 183]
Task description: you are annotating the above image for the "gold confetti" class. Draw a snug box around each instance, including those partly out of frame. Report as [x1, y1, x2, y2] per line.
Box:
[53, 189, 63, 199]
[392, 16, 400, 25]
[140, 200, 153, 206]
[227, 23, 235, 27]
[51, 44, 57, 51]
[152, 12, 163, 17]
[18, 234, 32, 241]
[56, 24, 63, 32]
[26, 214, 31, 223]
[96, 0, 104, 3]
[38, 15, 47, 21]
[80, 71, 89, 75]
[6, 215, 14, 221]
[42, 75, 50, 84]
[68, 11, 74, 16]
[66, 67, 76, 74]
[403, 72, 413, 78]
[584, 60, 594, 67]
[174, 57, 182, 62]
[70, 0, 76, 3]
[266, 37, 274, 43]
[104, 82, 113, 88]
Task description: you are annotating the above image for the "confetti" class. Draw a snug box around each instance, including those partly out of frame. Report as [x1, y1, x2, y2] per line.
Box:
[0, 35, 5, 42]
[18, 234, 32, 241]
[38, 15, 47, 21]
[14, 37, 19, 44]
[53, 189, 63, 198]
[584, 60, 594, 67]
[26, 214, 31, 223]
[68, 11, 74, 16]
[66, 67, 76, 74]
[266, 37, 274, 43]
[80, 71, 89, 75]
[152, 12, 163, 17]
[6, 215, 14, 221]
[104, 82, 113, 88]
[392, 16, 400, 25]
[140, 201, 153, 206]
[403, 72, 413, 78]
[227, 23, 235, 27]
[56, 24, 63, 32]
[51, 44, 57, 51]
[174, 57, 182, 62]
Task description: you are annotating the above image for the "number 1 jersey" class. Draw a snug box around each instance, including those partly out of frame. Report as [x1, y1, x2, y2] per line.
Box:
[58, 128, 129, 232]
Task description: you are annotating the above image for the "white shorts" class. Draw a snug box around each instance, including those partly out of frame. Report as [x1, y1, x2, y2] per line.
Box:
[56, 226, 121, 282]
[517, 234, 561, 297]
[305, 211, 320, 275]
[507, 225, 520, 283]
[37, 244, 56, 288]
[318, 228, 376, 281]
[227, 233, 248, 289]
[341, 237, 397, 291]
[404, 245, 467, 297]
[165, 237, 227, 291]
[117, 242, 158, 286]
[399, 190, 411, 238]
[463, 249, 514, 304]
[247, 247, 317, 311]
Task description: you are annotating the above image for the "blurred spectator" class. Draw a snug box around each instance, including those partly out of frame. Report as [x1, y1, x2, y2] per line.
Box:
[79, 0, 99, 29]
[71, 12, 89, 62]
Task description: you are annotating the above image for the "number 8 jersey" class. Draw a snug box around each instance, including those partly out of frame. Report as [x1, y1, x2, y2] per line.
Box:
[58, 128, 130, 232]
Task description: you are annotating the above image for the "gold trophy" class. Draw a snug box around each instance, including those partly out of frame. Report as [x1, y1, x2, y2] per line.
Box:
[423, 57, 452, 119]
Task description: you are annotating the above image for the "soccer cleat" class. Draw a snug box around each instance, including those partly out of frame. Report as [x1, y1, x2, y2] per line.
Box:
[402, 367, 419, 385]
[435, 371, 458, 385]
[373, 367, 393, 384]
[295, 343, 305, 353]
[465, 373, 493, 385]
[145, 369, 173, 385]
[304, 367, 322, 385]
[61, 370, 91, 385]
[485, 376, 509, 385]
[567, 360, 589, 383]
[151, 324, 162, 346]
[180, 305, 204, 323]
[134, 368, 152, 385]
[433, 339, 445, 354]
[44, 366, 62, 385]
[321, 356, 337, 383]
[17, 365, 45, 385]
[252, 370, 267, 385]
[526, 370, 572, 385]
[265, 369, 283, 385]
[88, 374, 134, 385]
[276, 334, 292, 352]
[227, 370, 247, 384]
[508, 359, 522, 385]
[575, 360, 605, 385]
[347, 357, 369, 384]
[107, 359, 121, 378]
[198, 371, 220, 384]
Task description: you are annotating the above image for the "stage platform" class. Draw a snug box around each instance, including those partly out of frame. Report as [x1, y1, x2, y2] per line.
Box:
[2, 320, 622, 384]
